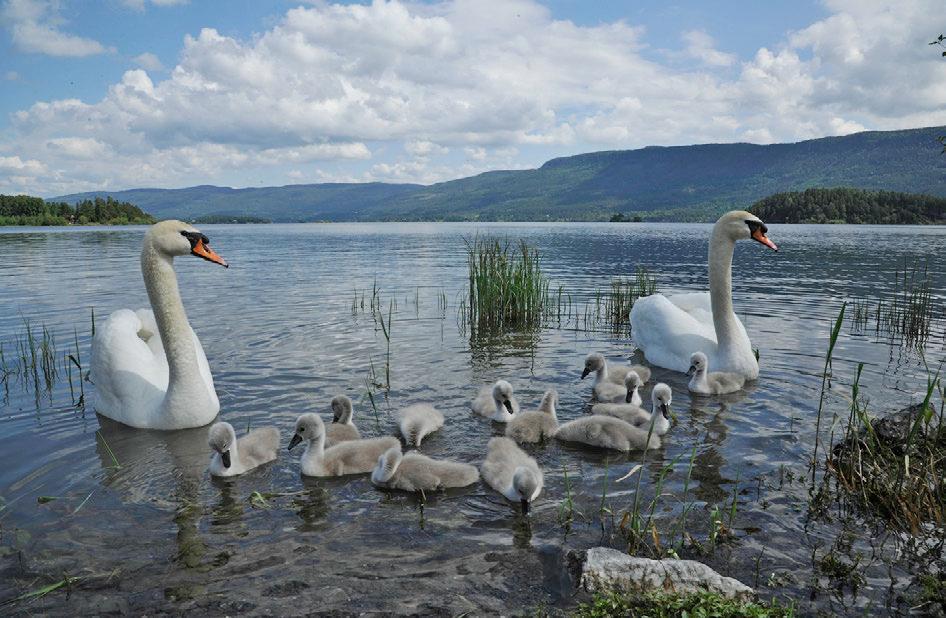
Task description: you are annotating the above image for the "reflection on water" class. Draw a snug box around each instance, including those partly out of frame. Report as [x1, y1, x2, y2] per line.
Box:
[0, 222, 944, 613]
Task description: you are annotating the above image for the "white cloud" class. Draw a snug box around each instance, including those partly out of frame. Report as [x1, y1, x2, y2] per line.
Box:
[133, 52, 165, 72]
[0, 155, 46, 174]
[405, 140, 449, 157]
[2, 0, 113, 57]
[1, 0, 945, 195]
[682, 30, 736, 67]
[5, 70, 19, 80]
[121, 0, 187, 10]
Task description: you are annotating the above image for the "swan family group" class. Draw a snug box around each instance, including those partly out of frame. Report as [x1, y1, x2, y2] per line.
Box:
[89, 210, 778, 514]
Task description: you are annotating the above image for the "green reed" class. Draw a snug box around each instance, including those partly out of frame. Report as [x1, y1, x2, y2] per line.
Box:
[464, 236, 550, 332]
[811, 303, 846, 487]
[821, 362, 944, 532]
[848, 259, 940, 347]
[594, 267, 657, 334]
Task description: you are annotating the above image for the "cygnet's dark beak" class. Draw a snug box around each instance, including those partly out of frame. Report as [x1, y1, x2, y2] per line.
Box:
[660, 403, 671, 419]
[221, 450, 231, 468]
[520, 499, 530, 515]
[625, 389, 635, 403]
[288, 433, 303, 451]
[332, 415, 340, 423]
[686, 365, 696, 376]
[503, 399, 514, 413]
[581, 368, 590, 380]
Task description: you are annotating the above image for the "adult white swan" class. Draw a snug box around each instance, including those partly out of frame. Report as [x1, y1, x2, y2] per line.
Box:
[629, 210, 777, 380]
[91, 220, 229, 429]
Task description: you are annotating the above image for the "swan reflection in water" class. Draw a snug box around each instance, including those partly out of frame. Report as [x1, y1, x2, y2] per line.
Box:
[685, 384, 755, 505]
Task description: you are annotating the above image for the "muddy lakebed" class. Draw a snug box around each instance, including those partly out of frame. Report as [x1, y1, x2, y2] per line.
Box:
[0, 222, 944, 615]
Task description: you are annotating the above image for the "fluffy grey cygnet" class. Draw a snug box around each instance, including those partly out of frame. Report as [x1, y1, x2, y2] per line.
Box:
[325, 394, 361, 447]
[398, 403, 444, 446]
[289, 413, 399, 477]
[687, 351, 746, 395]
[592, 383, 673, 437]
[208, 421, 280, 477]
[505, 389, 558, 444]
[471, 379, 520, 422]
[371, 445, 479, 492]
[582, 352, 651, 386]
[481, 437, 543, 514]
[555, 414, 660, 452]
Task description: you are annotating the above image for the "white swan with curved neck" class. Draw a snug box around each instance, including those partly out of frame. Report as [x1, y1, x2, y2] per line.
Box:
[629, 211, 777, 380]
[90, 220, 229, 430]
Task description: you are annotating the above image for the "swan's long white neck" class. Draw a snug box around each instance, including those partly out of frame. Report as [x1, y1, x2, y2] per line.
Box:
[708, 226, 740, 356]
[141, 240, 210, 415]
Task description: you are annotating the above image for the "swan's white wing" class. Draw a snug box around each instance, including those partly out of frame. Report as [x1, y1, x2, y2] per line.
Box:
[665, 292, 753, 350]
[191, 325, 218, 409]
[630, 293, 718, 373]
[91, 309, 168, 422]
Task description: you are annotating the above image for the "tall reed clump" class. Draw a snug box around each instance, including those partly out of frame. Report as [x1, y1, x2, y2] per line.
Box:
[847, 259, 940, 347]
[598, 267, 657, 334]
[876, 260, 935, 346]
[464, 236, 550, 332]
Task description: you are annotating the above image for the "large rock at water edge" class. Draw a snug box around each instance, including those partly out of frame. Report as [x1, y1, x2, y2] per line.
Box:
[569, 547, 755, 601]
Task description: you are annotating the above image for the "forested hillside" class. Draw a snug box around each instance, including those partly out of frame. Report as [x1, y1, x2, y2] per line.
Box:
[53, 126, 946, 222]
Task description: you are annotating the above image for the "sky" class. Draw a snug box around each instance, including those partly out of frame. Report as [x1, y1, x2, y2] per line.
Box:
[1, 0, 945, 197]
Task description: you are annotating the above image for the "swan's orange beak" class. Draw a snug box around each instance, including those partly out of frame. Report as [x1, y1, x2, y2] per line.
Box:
[751, 227, 778, 252]
[192, 239, 229, 267]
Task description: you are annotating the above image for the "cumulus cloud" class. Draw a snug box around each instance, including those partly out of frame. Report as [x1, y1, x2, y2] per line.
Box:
[133, 52, 165, 72]
[2, 0, 113, 57]
[1, 0, 945, 194]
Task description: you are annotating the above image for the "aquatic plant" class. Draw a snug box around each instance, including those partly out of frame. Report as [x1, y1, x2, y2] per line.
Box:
[464, 236, 550, 332]
[595, 267, 657, 335]
[847, 260, 941, 347]
[575, 588, 796, 618]
[821, 366, 944, 532]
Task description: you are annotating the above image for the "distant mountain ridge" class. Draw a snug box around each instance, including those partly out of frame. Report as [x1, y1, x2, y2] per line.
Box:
[54, 126, 946, 222]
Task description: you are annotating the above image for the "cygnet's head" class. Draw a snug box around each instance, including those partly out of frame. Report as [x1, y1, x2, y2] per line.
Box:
[146, 220, 228, 266]
[331, 394, 353, 424]
[687, 351, 708, 376]
[715, 211, 777, 252]
[371, 446, 403, 484]
[652, 383, 673, 419]
[289, 413, 324, 451]
[512, 467, 540, 515]
[208, 422, 237, 468]
[492, 380, 516, 413]
[539, 389, 558, 415]
[623, 371, 642, 403]
[581, 353, 606, 379]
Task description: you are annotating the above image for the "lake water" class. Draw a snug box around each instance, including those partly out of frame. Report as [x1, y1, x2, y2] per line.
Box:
[0, 222, 944, 614]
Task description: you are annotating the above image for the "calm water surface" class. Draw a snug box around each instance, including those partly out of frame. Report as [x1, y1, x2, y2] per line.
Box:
[0, 222, 944, 614]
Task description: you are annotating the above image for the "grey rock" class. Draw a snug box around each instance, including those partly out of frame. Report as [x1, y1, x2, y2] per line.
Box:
[569, 547, 755, 601]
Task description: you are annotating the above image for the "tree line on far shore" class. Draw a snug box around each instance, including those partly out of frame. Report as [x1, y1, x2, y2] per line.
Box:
[749, 187, 946, 224]
[0, 194, 156, 226]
